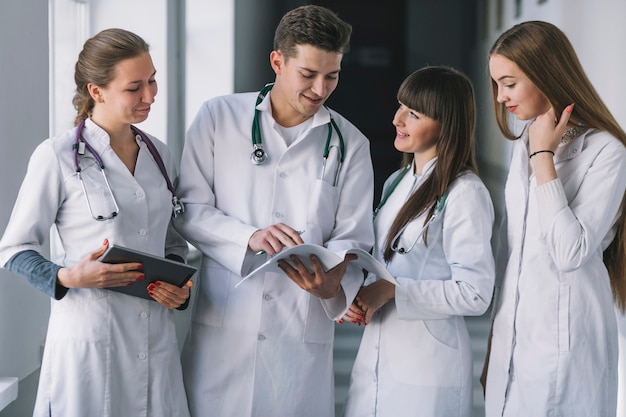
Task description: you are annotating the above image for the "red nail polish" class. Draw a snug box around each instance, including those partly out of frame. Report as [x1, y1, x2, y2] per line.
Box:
[148, 291, 154, 296]
[155, 281, 161, 286]
[137, 264, 143, 269]
[338, 320, 343, 324]
[103, 239, 109, 246]
[135, 275, 144, 282]
[147, 284, 155, 291]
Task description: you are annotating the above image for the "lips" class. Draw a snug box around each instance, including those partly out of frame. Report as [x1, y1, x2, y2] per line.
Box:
[507, 106, 517, 112]
[396, 131, 409, 139]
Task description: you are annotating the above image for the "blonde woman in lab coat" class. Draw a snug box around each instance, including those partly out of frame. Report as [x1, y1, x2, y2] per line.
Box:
[341, 66, 495, 417]
[0, 29, 192, 417]
[483, 21, 626, 416]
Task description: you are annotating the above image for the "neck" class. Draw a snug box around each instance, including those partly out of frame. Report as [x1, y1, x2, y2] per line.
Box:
[90, 114, 134, 146]
[269, 89, 312, 128]
[413, 151, 437, 174]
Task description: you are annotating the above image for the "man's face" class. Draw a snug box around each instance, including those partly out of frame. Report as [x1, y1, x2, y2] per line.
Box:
[269, 44, 343, 127]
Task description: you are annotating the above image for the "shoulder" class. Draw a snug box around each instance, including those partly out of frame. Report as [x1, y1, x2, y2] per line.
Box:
[198, 92, 257, 114]
[583, 129, 626, 153]
[448, 171, 493, 205]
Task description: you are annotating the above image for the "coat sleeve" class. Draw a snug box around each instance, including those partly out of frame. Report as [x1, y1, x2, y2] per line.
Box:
[0, 140, 66, 293]
[394, 178, 496, 319]
[173, 101, 258, 275]
[535, 138, 626, 271]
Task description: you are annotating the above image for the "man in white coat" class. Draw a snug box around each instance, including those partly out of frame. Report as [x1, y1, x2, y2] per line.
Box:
[173, 5, 375, 417]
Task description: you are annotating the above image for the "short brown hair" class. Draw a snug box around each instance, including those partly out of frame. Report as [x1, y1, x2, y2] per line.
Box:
[273, 5, 352, 59]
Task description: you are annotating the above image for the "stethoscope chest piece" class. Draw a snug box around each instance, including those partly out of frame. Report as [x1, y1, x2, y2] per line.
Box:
[250, 144, 268, 165]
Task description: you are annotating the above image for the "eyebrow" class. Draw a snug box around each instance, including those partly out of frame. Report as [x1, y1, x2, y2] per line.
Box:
[496, 75, 515, 82]
[128, 70, 157, 84]
[299, 66, 341, 75]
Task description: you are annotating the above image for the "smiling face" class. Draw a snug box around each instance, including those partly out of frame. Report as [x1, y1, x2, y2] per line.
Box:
[269, 44, 342, 127]
[392, 102, 440, 161]
[489, 53, 551, 121]
[89, 51, 157, 128]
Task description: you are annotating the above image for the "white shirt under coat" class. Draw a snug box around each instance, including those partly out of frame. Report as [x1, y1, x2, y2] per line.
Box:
[0, 119, 190, 417]
[173, 90, 375, 417]
[344, 159, 495, 417]
[485, 128, 626, 416]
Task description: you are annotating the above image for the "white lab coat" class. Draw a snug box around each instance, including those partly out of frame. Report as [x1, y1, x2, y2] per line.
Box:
[485, 129, 626, 416]
[174, 91, 375, 417]
[0, 119, 190, 417]
[344, 160, 495, 417]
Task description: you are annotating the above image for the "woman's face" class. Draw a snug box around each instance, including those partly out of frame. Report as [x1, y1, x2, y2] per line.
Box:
[392, 102, 440, 156]
[91, 52, 158, 126]
[489, 53, 551, 120]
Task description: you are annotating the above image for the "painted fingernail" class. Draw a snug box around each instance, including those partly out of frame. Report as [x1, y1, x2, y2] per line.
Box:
[155, 281, 161, 286]
[148, 291, 154, 296]
[566, 103, 575, 113]
[147, 284, 155, 291]
[137, 264, 143, 269]
[337, 320, 343, 324]
[103, 239, 109, 246]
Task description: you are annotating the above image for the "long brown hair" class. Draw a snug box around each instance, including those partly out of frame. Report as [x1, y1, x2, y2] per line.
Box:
[490, 21, 626, 310]
[73, 28, 150, 125]
[383, 66, 477, 262]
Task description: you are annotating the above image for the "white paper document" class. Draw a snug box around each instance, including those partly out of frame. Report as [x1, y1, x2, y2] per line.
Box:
[236, 244, 396, 288]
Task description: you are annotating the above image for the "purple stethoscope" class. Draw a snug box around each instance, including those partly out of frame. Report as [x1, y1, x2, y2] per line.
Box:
[73, 118, 184, 220]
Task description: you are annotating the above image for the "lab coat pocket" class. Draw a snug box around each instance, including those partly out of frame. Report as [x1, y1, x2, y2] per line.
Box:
[48, 289, 110, 342]
[306, 180, 339, 243]
[303, 294, 334, 344]
[387, 319, 461, 387]
[558, 285, 570, 352]
[193, 262, 231, 327]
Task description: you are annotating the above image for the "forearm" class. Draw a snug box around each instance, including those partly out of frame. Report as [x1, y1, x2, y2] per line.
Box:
[5, 250, 67, 299]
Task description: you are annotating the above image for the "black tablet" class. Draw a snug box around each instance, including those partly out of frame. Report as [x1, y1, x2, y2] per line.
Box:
[100, 244, 197, 300]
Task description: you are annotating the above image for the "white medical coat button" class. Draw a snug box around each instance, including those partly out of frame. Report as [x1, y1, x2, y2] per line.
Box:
[140, 312, 148, 319]
[264, 294, 273, 301]
[138, 352, 147, 360]
[279, 172, 287, 178]
[136, 190, 144, 197]
[258, 334, 266, 341]
[139, 229, 147, 236]
[274, 212, 284, 218]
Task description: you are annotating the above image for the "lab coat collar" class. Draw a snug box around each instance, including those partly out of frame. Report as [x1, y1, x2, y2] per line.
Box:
[255, 89, 332, 130]
[554, 128, 590, 162]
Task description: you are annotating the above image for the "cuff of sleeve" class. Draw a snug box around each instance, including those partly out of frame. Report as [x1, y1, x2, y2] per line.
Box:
[534, 179, 568, 230]
[535, 178, 567, 216]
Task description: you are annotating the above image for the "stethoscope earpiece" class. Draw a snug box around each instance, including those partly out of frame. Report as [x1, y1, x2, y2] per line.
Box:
[250, 145, 267, 165]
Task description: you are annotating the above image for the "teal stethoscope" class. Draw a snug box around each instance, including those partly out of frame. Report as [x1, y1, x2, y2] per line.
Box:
[73, 118, 185, 220]
[374, 164, 448, 254]
[250, 83, 345, 186]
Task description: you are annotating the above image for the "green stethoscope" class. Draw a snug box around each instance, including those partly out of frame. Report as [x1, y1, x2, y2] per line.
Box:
[251, 83, 345, 185]
[374, 164, 448, 254]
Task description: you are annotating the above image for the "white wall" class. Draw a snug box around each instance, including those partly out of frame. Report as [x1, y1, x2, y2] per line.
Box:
[0, 0, 51, 415]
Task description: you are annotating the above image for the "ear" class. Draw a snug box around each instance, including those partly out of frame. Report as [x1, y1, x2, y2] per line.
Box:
[87, 83, 104, 103]
[269, 50, 284, 75]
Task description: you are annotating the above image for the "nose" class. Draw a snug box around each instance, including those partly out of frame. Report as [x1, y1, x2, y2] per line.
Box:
[144, 82, 157, 104]
[392, 107, 404, 126]
[496, 85, 507, 103]
[311, 77, 325, 98]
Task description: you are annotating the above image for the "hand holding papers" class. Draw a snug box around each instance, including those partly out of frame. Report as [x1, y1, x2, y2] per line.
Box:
[236, 244, 396, 287]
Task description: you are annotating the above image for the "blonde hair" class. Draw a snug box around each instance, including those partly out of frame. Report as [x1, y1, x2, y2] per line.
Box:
[73, 28, 150, 125]
[490, 21, 626, 310]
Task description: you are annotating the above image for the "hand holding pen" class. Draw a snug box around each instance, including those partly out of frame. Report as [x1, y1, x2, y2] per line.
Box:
[248, 224, 305, 256]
